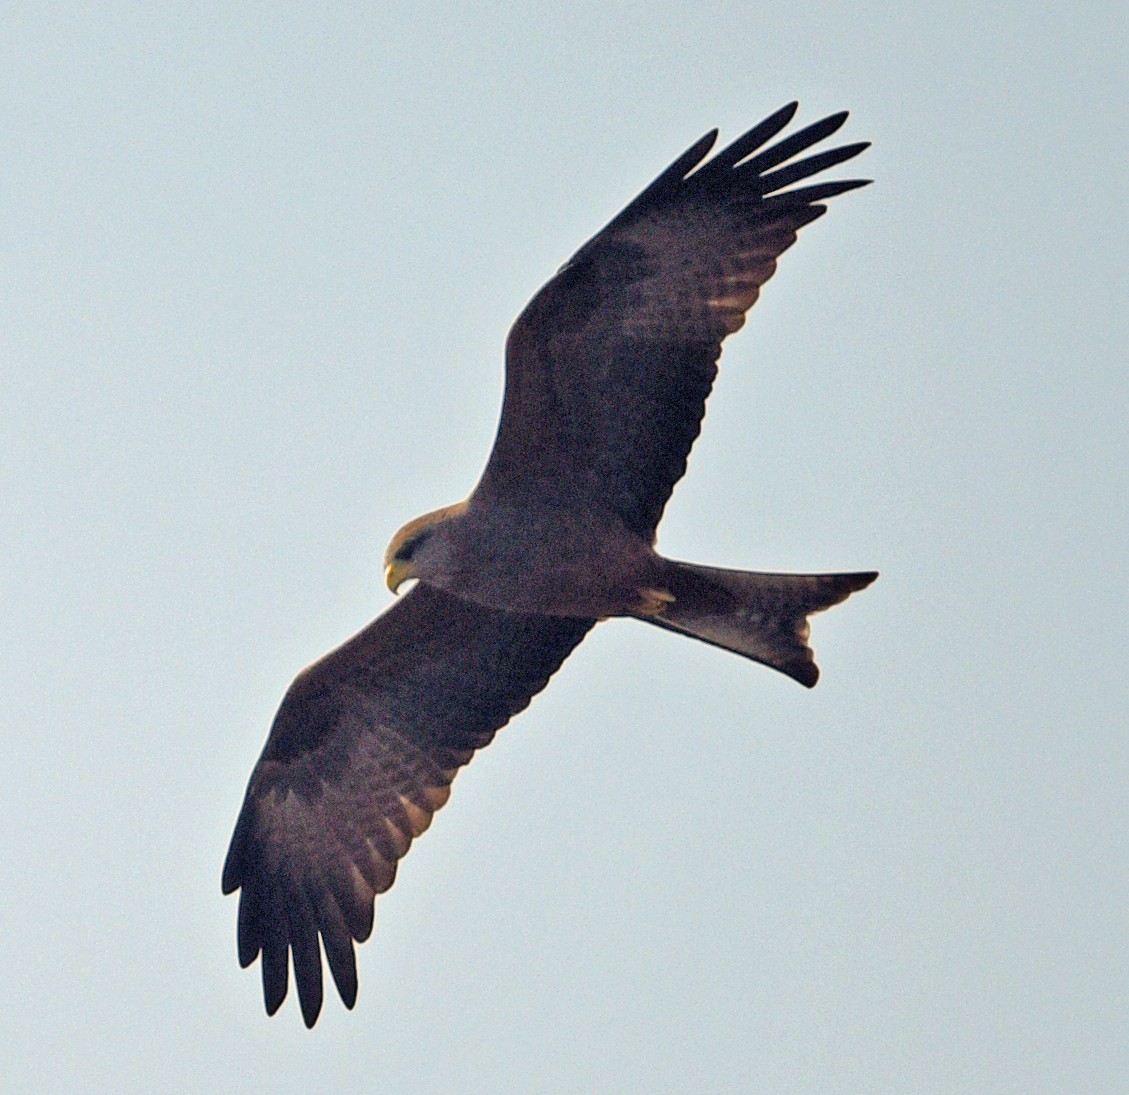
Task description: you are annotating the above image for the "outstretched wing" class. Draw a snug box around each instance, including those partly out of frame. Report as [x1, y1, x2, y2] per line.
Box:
[475, 103, 870, 540]
[222, 584, 593, 1026]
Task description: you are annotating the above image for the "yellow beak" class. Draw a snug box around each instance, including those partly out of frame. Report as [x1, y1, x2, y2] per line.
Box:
[384, 560, 413, 594]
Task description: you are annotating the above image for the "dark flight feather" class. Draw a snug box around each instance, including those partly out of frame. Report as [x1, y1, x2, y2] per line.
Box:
[223, 585, 591, 1026]
[476, 108, 869, 537]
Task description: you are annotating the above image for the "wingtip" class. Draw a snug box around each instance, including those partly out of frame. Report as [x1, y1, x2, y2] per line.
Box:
[221, 811, 247, 894]
[837, 140, 871, 161]
[300, 995, 323, 1029]
[220, 860, 239, 896]
[264, 981, 287, 1017]
[237, 930, 259, 970]
[829, 178, 873, 197]
[691, 128, 720, 161]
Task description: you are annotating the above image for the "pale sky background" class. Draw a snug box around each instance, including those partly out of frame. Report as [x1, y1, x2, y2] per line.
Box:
[3, 4, 1127, 1093]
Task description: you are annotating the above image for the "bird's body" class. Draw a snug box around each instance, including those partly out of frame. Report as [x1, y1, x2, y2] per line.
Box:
[224, 102, 878, 1027]
[387, 497, 667, 618]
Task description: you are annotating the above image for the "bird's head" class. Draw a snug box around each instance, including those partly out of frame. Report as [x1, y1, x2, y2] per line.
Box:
[383, 500, 468, 593]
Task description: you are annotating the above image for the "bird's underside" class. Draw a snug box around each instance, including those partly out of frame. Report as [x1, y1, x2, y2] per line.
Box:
[384, 496, 876, 685]
[224, 102, 877, 1027]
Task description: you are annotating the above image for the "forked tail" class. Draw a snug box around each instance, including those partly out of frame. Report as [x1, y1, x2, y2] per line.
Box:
[643, 562, 878, 687]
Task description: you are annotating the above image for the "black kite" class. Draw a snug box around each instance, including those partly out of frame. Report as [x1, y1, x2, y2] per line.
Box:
[223, 102, 877, 1026]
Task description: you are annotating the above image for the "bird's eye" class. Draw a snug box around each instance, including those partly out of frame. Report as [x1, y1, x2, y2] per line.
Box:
[397, 531, 428, 562]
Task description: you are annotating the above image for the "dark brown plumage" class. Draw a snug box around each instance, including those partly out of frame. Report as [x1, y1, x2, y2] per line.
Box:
[480, 105, 869, 540]
[223, 103, 876, 1026]
[223, 586, 592, 1024]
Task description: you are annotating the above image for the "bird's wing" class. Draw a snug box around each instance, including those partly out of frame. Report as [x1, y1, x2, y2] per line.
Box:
[222, 584, 593, 1026]
[475, 103, 869, 540]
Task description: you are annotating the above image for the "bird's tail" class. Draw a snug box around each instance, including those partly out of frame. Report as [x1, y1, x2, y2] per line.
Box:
[640, 562, 877, 687]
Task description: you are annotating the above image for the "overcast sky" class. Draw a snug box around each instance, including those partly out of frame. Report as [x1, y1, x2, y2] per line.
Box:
[4, 4, 1127, 1093]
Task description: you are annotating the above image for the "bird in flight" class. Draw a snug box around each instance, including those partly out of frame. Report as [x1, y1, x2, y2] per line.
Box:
[223, 102, 877, 1026]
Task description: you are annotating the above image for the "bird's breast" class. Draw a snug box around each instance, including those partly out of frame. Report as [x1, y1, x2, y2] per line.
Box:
[442, 502, 660, 619]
